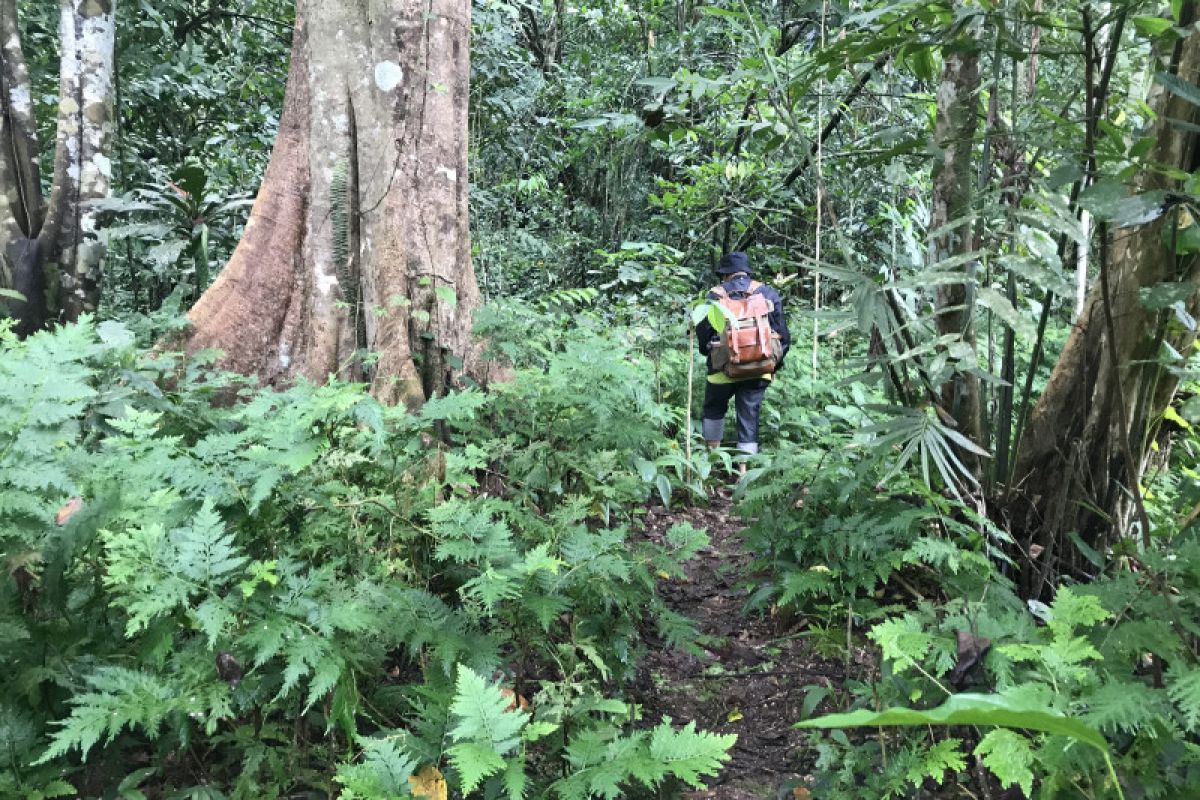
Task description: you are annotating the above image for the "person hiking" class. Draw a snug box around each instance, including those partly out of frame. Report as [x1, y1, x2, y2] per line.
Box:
[695, 251, 790, 457]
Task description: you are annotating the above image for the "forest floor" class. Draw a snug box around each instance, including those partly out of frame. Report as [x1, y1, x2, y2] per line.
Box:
[633, 491, 845, 799]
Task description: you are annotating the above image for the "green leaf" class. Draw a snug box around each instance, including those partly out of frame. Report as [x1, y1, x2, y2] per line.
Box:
[522, 721, 559, 742]
[974, 729, 1035, 797]
[646, 719, 737, 787]
[707, 303, 725, 334]
[1139, 281, 1198, 310]
[1168, 664, 1200, 731]
[636, 76, 676, 94]
[655, 473, 672, 508]
[906, 737, 966, 786]
[796, 692, 1110, 754]
[448, 664, 528, 756]
[1157, 71, 1200, 107]
[976, 287, 1033, 338]
[435, 286, 458, 308]
[1046, 588, 1110, 638]
[1079, 183, 1168, 227]
[335, 736, 418, 797]
[447, 742, 505, 794]
[1133, 16, 1176, 38]
[1076, 181, 1125, 220]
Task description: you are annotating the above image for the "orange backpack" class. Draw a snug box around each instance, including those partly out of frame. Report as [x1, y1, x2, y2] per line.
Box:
[710, 282, 782, 378]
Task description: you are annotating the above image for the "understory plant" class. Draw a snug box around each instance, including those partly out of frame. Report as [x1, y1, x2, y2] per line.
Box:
[741, 403, 1200, 796]
[0, 315, 733, 799]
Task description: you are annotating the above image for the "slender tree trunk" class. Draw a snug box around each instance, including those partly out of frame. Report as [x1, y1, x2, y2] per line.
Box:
[0, 0, 41, 242]
[930, 36, 982, 446]
[184, 0, 486, 409]
[1012, 16, 1200, 550]
[52, 0, 117, 321]
[0, 0, 116, 332]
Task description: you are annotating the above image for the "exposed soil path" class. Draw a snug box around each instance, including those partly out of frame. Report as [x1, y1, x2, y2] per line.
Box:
[634, 493, 844, 799]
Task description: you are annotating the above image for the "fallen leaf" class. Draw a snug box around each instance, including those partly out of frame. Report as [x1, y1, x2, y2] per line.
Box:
[726, 708, 743, 723]
[792, 788, 812, 800]
[948, 630, 992, 688]
[55, 497, 83, 526]
[409, 766, 447, 800]
[500, 687, 530, 711]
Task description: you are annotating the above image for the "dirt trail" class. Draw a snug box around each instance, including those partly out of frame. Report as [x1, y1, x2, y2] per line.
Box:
[634, 494, 843, 799]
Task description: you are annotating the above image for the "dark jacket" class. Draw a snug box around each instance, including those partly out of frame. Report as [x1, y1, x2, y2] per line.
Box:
[696, 273, 790, 375]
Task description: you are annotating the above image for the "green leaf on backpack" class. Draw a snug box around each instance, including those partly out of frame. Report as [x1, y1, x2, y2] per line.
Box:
[707, 303, 725, 334]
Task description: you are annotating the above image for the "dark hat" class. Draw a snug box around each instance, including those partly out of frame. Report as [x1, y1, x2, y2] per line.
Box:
[717, 251, 750, 275]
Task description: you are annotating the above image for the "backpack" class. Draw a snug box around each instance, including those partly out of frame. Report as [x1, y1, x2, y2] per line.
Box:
[709, 282, 782, 378]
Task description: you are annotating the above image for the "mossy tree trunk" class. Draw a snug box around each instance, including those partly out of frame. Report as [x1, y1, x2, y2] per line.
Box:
[183, 0, 487, 408]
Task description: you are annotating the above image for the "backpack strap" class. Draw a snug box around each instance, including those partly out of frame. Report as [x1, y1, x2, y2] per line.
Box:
[710, 285, 729, 300]
[748, 281, 762, 292]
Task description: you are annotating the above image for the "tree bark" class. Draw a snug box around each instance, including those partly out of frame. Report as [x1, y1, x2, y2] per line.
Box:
[930, 37, 982, 446]
[52, 0, 117, 321]
[184, 0, 487, 409]
[0, 0, 116, 331]
[1011, 19, 1200, 550]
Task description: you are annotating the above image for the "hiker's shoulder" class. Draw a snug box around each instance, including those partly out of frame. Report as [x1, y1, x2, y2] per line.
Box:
[752, 281, 782, 299]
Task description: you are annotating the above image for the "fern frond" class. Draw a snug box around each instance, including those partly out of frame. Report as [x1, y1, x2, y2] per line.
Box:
[448, 664, 528, 755]
[1080, 681, 1169, 735]
[335, 735, 419, 798]
[646, 718, 736, 788]
[906, 737, 966, 786]
[38, 667, 179, 762]
[1168, 665, 1200, 732]
[973, 729, 1034, 798]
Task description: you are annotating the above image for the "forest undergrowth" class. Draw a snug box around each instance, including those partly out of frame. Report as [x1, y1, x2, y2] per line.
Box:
[3, 290, 1200, 800]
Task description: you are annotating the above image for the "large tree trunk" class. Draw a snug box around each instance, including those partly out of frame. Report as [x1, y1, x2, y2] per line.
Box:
[184, 0, 486, 408]
[0, 0, 116, 332]
[930, 37, 982, 447]
[1011, 20, 1200, 554]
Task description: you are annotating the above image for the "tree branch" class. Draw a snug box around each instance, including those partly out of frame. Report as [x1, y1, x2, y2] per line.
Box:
[734, 51, 892, 252]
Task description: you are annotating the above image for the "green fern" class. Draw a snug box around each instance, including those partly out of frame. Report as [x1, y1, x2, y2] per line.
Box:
[552, 718, 735, 799]
[330, 159, 356, 307]
[447, 664, 529, 794]
[38, 667, 181, 762]
[973, 729, 1035, 797]
[335, 736, 418, 798]
[906, 737, 966, 786]
[646, 719, 737, 786]
[1167, 665, 1200, 732]
[1081, 681, 1170, 735]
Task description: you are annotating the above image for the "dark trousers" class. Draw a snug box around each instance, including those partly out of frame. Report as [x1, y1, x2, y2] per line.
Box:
[701, 378, 769, 452]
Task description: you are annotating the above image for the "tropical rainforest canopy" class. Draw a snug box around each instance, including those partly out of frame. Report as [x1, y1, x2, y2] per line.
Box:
[3, 0, 1200, 797]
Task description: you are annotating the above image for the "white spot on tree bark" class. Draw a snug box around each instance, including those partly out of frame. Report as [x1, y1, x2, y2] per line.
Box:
[436, 166, 456, 182]
[374, 61, 404, 92]
[8, 85, 30, 117]
[317, 271, 338, 295]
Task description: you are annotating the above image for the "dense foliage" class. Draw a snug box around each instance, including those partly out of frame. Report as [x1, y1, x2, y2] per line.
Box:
[0, 312, 738, 798]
